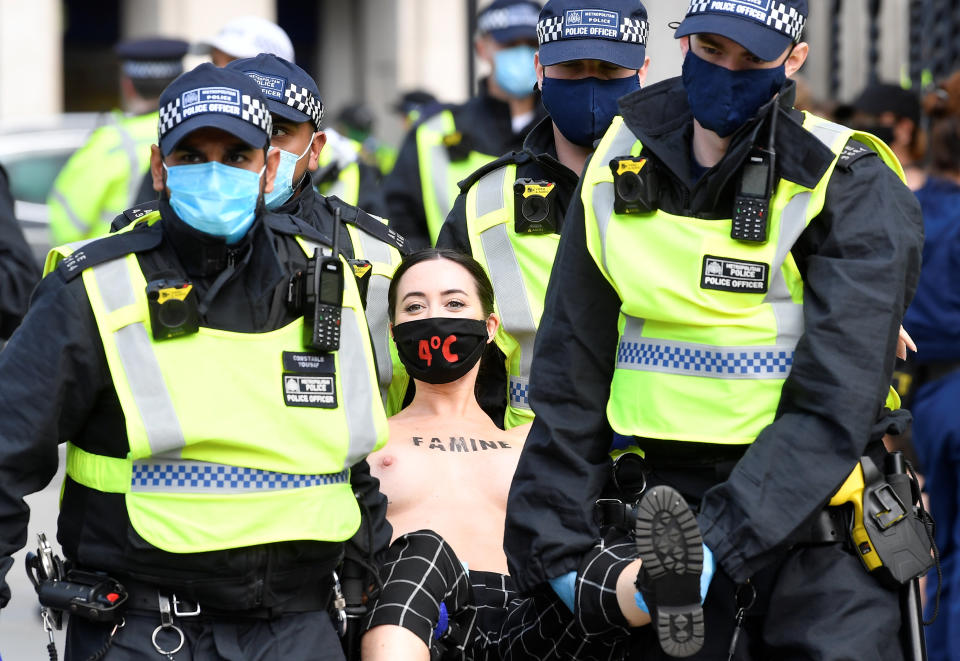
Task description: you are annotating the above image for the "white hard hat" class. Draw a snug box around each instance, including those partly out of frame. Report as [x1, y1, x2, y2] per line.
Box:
[198, 16, 295, 63]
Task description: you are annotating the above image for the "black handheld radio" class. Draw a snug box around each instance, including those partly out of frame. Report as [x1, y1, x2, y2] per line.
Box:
[731, 105, 778, 243]
[304, 208, 345, 352]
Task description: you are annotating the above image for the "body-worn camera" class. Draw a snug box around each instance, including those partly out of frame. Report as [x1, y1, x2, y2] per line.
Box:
[513, 179, 559, 234]
[609, 156, 658, 214]
[146, 279, 199, 341]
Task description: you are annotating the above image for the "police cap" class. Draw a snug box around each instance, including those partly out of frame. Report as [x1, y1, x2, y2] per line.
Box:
[157, 63, 272, 156]
[226, 54, 324, 131]
[675, 0, 807, 62]
[115, 37, 189, 80]
[478, 0, 542, 44]
[537, 0, 648, 69]
[197, 16, 295, 64]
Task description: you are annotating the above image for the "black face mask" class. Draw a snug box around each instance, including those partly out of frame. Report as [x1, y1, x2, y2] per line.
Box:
[392, 317, 489, 385]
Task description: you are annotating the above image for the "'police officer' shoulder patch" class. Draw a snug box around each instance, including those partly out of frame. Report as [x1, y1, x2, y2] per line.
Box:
[700, 255, 768, 294]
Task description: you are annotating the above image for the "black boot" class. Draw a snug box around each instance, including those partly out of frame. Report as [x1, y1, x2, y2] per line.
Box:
[634, 485, 705, 658]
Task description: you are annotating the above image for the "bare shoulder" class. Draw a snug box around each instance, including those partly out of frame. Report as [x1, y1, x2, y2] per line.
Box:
[505, 422, 532, 448]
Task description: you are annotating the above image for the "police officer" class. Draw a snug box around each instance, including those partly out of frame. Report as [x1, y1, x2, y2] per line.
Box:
[226, 53, 410, 414]
[0, 63, 389, 660]
[437, 0, 650, 429]
[198, 15, 296, 66]
[0, 164, 40, 340]
[505, 1, 925, 658]
[48, 38, 189, 245]
[383, 0, 547, 249]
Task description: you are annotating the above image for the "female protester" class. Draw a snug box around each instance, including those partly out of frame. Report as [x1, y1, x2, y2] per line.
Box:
[360, 249, 708, 661]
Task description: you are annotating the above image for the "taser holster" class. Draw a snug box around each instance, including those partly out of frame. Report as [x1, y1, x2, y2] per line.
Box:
[828, 454, 934, 588]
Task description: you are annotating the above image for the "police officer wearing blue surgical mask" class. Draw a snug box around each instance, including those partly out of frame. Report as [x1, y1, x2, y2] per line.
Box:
[0, 62, 394, 660]
[437, 0, 650, 430]
[226, 53, 412, 415]
[383, 0, 548, 250]
[506, 0, 926, 658]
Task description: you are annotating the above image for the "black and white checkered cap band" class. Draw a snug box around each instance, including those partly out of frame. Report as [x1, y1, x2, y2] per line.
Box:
[686, 0, 806, 42]
[478, 4, 540, 34]
[283, 82, 325, 129]
[157, 93, 272, 140]
[122, 60, 183, 80]
[537, 15, 649, 45]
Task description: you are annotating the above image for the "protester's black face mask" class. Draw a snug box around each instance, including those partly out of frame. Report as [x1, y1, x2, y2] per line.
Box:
[392, 317, 489, 384]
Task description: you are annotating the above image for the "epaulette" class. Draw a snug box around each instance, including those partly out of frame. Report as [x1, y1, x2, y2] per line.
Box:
[110, 200, 161, 232]
[456, 151, 532, 194]
[326, 196, 411, 255]
[837, 138, 878, 171]
[264, 212, 333, 247]
[57, 224, 162, 282]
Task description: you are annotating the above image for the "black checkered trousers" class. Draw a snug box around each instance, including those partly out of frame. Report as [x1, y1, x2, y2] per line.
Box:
[364, 530, 637, 661]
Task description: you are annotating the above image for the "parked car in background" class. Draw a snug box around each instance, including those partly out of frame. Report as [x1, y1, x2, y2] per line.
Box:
[0, 113, 101, 264]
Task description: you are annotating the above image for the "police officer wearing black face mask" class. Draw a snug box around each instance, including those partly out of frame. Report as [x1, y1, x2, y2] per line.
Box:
[437, 0, 650, 430]
[504, 1, 927, 658]
[383, 0, 548, 251]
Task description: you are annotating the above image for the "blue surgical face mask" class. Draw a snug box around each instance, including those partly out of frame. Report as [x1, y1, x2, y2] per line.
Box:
[681, 50, 786, 138]
[264, 133, 316, 211]
[540, 75, 641, 147]
[163, 161, 264, 244]
[494, 45, 538, 98]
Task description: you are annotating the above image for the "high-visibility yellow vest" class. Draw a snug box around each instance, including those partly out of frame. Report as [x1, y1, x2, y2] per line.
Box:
[464, 162, 560, 429]
[582, 113, 903, 445]
[44, 220, 388, 554]
[48, 111, 158, 246]
[317, 135, 362, 207]
[415, 109, 500, 245]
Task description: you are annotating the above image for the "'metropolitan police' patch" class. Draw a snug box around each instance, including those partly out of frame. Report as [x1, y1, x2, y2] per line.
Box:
[564, 9, 619, 39]
[181, 87, 241, 119]
[700, 255, 768, 293]
[283, 374, 337, 408]
[244, 72, 287, 101]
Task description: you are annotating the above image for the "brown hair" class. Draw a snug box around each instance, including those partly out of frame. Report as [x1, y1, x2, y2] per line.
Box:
[387, 249, 495, 323]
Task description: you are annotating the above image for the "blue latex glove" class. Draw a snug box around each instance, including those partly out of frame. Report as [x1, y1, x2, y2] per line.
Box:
[549, 571, 577, 613]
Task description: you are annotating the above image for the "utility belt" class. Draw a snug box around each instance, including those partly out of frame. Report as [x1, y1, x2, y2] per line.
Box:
[118, 574, 335, 620]
[596, 447, 935, 589]
[26, 535, 347, 659]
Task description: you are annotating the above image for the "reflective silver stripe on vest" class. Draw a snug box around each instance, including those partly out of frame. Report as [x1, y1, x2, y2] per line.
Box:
[105, 114, 146, 209]
[352, 228, 394, 400]
[91, 258, 187, 456]
[475, 166, 536, 410]
[425, 112, 453, 221]
[130, 458, 348, 494]
[594, 123, 642, 274]
[51, 189, 92, 235]
[340, 306, 381, 466]
[300, 237, 382, 464]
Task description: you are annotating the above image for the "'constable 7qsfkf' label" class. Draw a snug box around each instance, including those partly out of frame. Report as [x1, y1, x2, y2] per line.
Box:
[700, 255, 769, 293]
